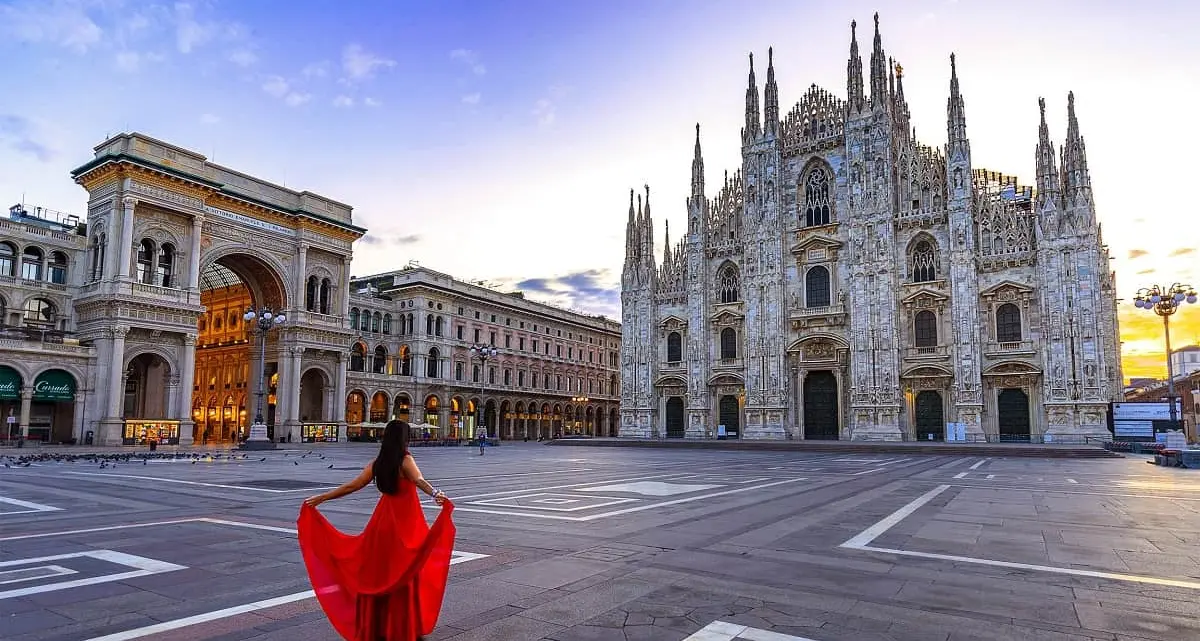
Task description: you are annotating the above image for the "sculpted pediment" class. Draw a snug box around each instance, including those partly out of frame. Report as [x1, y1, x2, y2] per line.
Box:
[658, 315, 688, 331]
[710, 308, 744, 324]
[900, 288, 950, 308]
[980, 279, 1035, 298]
[983, 360, 1042, 376]
[901, 364, 954, 378]
[789, 233, 844, 257]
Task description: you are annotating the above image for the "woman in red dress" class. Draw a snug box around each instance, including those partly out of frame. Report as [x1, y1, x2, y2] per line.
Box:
[298, 420, 455, 641]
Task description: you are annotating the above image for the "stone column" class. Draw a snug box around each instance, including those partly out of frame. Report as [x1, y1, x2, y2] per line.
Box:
[177, 333, 197, 445]
[295, 244, 308, 314]
[18, 387, 32, 440]
[165, 375, 180, 439]
[334, 352, 348, 429]
[73, 392, 86, 443]
[117, 197, 137, 280]
[324, 385, 335, 422]
[284, 346, 304, 443]
[188, 216, 204, 291]
[107, 326, 129, 418]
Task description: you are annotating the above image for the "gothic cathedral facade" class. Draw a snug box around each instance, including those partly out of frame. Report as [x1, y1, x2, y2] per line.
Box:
[619, 15, 1122, 442]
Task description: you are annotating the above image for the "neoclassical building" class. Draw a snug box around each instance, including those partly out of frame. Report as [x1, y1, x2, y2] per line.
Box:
[345, 266, 621, 441]
[619, 14, 1122, 442]
[0, 132, 363, 446]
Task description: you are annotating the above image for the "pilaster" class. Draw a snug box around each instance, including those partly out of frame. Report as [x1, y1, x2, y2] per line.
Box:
[117, 197, 137, 280]
[177, 333, 197, 445]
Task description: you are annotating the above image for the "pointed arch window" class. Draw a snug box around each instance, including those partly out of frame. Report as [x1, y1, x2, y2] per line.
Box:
[805, 266, 831, 308]
[136, 240, 154, 284]
[716, 263, 740, 304]
[803, 166, 832, 227]
[719, 327, 737, 360]
[914, 310, 937, 348]
[156, 243, 175, 287]
[910, 240, 937, 283]
[996, 303, 1022, 343]
[666, 331, 682, 363]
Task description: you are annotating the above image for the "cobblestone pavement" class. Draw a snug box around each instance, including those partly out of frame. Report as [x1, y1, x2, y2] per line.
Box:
[1, 443, 1199, 640]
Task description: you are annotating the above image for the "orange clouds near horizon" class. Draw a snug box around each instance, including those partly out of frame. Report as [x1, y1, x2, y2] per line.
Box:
[1119, 305, 1200, 381]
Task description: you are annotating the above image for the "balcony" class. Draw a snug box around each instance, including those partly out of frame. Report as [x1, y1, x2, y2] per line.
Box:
[712, 357, 744, 371]
[904, 345, 950, 360]
[0, 327, 94, 357]
[788, 302, 847, 330]
[131, 282, 190, 303]
[985, 340, 1036, 357]
[298, 311, 345, 329]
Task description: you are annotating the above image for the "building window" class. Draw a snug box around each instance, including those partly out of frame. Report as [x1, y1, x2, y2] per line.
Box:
[532, 339, 539, 352]
[373, 346, 387, 374]
[914, 310, 937, 348]
[505, 335, 512, 348]
[1, 242, 19, 277]
[472, 364, 480, 383]
[489, 367, 496, 384]
[996, 303, 1022, 343]
[155, 243, 174, 287]
[435, 316, 444, 336]
[319, 279, 331, 314]
[504, 369, 511, 386]
[371, 312, 381, 333]
[306, 276, 319, 311]
[532, 372, 539, 388]
[350, 344, 365, 372]
[556, 345, 562, 357]
[48, 251, 68, 285]
[426, 314, 434, 335]
[349, 308, 359, 329]
[720, 328, 737, 360]
[455, 362, 463, 381]
[910, 239, 937, 282]
[360, 310, 370, 332]
[473, 328, 480, 342]
[383, 314, 392, 334]
[666, 332, 682, 363]
[427, 347, 440, 378]
[22, 297, 56, 329]
[457, 325, 463, 340]
[489, 331, 496, 345]
[399, 346, 412, 376]
[518, 370, 525, 387]
[519, 337, 525, 351]
[135, 240, 153, 283]
[717, 262, 740, 303]
[88, 235, 105, 280]
[803, 166, 832, 227]
[805, 266, 831, 307]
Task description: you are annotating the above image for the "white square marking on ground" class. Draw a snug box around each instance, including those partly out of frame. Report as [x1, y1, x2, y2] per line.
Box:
[682, 620, 821, 640]
[0, 495, 63, 515]
[531, 498, 581, 505]
[470, 492, 638, 512]
[579, 481, 722, 496]
[0, 550, 187, 600]
[672, 474, 770, 485]
[0, 565, 77, 585]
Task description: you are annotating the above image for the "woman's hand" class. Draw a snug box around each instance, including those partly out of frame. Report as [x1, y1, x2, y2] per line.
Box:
[304, 495, 325, 508]
[433, 491, 447, 505]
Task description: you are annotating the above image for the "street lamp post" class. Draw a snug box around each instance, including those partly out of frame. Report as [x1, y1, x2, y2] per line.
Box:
[1133, 283, 1197, 431]
[469, 344, 497, 439]
[241, 306, 286, 450]
[571, 396, 590, 435]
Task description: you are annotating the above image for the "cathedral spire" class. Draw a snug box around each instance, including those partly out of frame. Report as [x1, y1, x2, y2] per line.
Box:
[691, 123, 705, 199]
[763, 47, 779, 136]
[869, 13, 888, 109]
[662, 219, 671, 265]
[625, 188, 636, 258]
[847, 19, 865, 114]
[642, 184, 654, 266]
[744, 53, 761, 143]
[946, 53, 969, 157]
[1035, 97, 1060, 207]
[1060, 91, 1092, 199]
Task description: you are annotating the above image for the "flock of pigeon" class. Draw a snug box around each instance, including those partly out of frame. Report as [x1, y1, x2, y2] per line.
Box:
[0, 450, 335, 469]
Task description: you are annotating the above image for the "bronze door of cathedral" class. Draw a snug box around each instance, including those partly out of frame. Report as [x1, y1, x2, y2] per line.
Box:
[665, 397, 685, 438]
[997, 388, 1031, 442]
[718, 395, 740, 438]
[803, 371, 839, 440]
[914, 391, 944, 441]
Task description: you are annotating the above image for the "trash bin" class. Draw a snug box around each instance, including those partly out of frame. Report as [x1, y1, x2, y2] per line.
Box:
[85, 430, 94, 445]
[149, 440, 157, 451]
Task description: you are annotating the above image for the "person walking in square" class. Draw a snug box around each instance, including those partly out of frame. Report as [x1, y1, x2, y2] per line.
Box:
[298, 420, 454, 641]
[475, 425, 487, 455]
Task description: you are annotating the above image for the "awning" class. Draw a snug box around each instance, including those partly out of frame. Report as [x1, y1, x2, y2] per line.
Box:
[0, 366, 21, 400]
[33, 370, 75, 402]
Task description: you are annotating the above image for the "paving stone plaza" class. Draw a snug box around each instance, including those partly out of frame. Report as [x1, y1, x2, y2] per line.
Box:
[2, 443, 1199, 640]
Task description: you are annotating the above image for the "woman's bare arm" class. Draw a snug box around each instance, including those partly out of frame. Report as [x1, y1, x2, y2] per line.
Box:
[305, 462, 373, 507]
[402, 455, 447, 503]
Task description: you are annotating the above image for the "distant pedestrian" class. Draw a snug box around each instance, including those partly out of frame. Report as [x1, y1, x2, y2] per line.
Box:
[475, 426, 487, 455]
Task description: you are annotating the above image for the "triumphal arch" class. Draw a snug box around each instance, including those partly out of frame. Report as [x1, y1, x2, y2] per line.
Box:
[71, 133, 364, 446]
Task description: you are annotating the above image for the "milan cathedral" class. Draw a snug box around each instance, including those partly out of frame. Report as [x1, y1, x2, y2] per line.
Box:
[618, 14, 1122, 442]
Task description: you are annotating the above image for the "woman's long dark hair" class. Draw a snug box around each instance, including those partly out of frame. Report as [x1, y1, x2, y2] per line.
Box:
[373, 420, 410, 494]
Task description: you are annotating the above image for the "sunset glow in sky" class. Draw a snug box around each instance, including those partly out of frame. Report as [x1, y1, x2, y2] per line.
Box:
[1, 0, 1197, 382]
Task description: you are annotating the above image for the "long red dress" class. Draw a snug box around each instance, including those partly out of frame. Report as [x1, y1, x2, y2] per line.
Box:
[298, 477, 456, 641]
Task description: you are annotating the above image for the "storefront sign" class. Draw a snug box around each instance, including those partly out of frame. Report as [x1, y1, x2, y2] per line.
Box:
[0, 367, 21, 400]
[33, 370, 75, 402]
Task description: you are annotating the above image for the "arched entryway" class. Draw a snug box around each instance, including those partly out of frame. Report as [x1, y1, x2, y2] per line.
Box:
[914, 390, 945, 441]
[369, 391, 389, 423]
[803, 371, 839, 440]
[997, 388, 1031, 442]
[664, 397, 685, 438]
[423, 395, 440, 427]
[28, 369, 78, 444]
[124, 353, 180, 445]
[393, 394, 411, 423]
[298, 368, 327, 423]
[718, 395, 740, 438]
[609, 407, 618, 437]
[484, 400, 498, 438]
[0, 365, 22, 443]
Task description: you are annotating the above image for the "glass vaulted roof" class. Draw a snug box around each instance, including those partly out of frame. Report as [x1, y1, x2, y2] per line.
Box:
[199, 262, 242, 291]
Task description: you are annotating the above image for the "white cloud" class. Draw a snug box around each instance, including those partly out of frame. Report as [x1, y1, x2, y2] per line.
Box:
[450, 48, 486, 75]
[284, 92, 312, 107]
[333, 95, 354, 108]
[363, 97, 382, 107]
[114, 50, 164, 73]
[0, 0, 103, 53]
[200, 113, 220, 125]
[173, 2, 217, 53]
[302, 61, 330, 78]
[462, 92, 481, 105]
[341, 43, 395, 82]
[533, 98, 556, 127]
[228, 48, 257, 67]
[262, 75, 290, 98]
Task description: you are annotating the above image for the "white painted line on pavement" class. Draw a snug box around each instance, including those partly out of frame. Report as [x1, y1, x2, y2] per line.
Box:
[969, 458, 989, 470]
[841, 485, 1200, 591]
[61, 471, 329, 493]
[683, 620, 822, 640]
[0, 550, 186, 600]
[952, 472, 968, 479]
[1067, 478, 1079, 484]
[0, 495, 63, 515]
[80, 546, 488, 641]
[0, 564, 76, 585]
[986, 474, 995, 479]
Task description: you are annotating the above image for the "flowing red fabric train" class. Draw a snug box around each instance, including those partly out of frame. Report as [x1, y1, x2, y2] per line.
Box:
[298, 485, 456, 641]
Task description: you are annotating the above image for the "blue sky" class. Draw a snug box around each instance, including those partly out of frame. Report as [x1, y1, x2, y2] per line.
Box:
[1, 0, 1199, 371]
